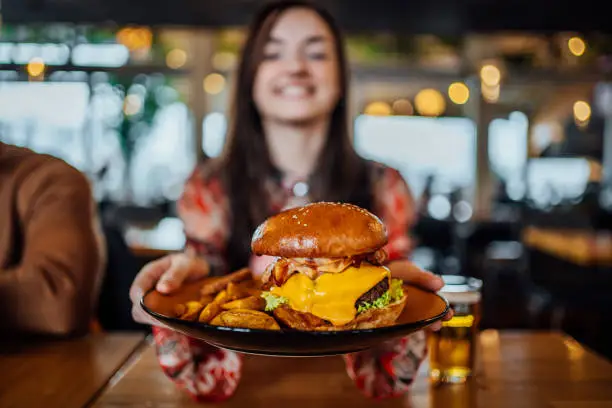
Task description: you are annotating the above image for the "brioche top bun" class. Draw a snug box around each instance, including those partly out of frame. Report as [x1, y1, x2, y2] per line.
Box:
[251, 202, 388, 259]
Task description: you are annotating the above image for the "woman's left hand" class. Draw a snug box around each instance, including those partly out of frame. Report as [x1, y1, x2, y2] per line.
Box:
[387, 259, 453, 331]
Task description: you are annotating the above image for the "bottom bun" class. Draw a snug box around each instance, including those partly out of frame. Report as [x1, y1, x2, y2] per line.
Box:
[272, 291, 408, 331]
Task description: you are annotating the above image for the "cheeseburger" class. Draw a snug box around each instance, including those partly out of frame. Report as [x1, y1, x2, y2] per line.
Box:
[251, 202, 407, 331]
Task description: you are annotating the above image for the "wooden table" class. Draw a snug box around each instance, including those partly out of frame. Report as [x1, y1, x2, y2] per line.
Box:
[92, 330, 612, 408]
[523, 226, 612, 266]
[0, 332, 145, 408]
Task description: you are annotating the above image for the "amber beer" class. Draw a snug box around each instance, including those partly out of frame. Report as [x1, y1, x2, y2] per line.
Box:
[428, 276, 482, 384]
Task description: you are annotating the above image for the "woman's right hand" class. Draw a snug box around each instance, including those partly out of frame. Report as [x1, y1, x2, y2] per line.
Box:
[129, 252, 210, 326]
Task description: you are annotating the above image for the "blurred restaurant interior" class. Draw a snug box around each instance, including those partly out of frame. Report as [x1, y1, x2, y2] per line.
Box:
[2, 0, 612, 362]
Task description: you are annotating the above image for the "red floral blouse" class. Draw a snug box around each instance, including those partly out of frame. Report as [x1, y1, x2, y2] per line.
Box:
[152, 160, 428, 402]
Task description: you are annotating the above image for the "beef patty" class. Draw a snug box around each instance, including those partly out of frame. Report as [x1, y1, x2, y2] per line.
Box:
[355, 278, 389, 309]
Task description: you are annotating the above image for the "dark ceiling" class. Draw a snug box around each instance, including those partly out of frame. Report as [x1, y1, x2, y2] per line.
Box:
[3, 0, 612, 34]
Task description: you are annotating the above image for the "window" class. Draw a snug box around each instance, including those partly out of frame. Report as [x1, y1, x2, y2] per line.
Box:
[354, 115, 477, 200]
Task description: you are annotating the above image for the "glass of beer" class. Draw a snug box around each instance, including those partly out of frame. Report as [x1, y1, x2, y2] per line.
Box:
[428, 275, 482, 384]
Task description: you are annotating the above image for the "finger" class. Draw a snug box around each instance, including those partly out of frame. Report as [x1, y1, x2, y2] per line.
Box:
[427, 309, 454, 333]
[137, 306, 173, 329]
[132, 306, 148, 324]
[132, 304, 167, 327]
[183, 256, 210, 283]
[156, 255, 192, 293]
[429, 321, 443, 331]
[391, 261, 444, 291]
[129, 256, 172, 304]
[131, 304, 155, 325]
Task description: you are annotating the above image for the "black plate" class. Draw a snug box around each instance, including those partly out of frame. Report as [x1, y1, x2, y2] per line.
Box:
[141, 281, 449, 357]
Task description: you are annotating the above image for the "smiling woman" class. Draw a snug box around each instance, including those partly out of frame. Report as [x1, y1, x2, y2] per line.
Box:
[129, 0, 450, 402]
[253, 8, 340, 125]
[216, 1, 373, 273]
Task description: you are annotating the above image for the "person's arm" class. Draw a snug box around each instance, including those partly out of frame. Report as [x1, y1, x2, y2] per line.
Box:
[176, 167, 230, 276]
[375, 166, 417, 263]
[152, 326, 242, 402]
[0, 161, 105, 337]
[343, 165, 428, 399]
[152, 166, 242, 401]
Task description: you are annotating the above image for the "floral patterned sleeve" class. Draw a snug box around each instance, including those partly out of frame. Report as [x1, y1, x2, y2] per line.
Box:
[175, 166, 230, 276]
[343, 164, 427, 399]
[375, 165, 416, 261]
[152, 164, 242, 403]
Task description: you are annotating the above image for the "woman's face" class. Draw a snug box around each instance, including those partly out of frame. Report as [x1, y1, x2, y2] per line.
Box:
[253, 7, 341, 124]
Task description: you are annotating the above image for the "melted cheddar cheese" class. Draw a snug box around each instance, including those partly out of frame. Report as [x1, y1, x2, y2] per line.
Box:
[270, 263, 390, 326]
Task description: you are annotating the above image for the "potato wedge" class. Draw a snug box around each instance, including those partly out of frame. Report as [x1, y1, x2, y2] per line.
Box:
[221, 295, 266, 311]
[200, 268, 252, 295]
[213, 290, 229, 304]
[199, 295, 214, 305]
[245, 287, 263, 297]
[236, 279, 257, 289]
[174, 304, 186, 318]
[226, 282, 247, 301]
[235, 279, 263, 296]
[209, 309, 280, 331]
[198, 301, 223, 323]
[178, 301, 204, 321]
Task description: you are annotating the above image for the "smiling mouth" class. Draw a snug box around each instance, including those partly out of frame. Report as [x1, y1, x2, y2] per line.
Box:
[275, 85, 315, 98]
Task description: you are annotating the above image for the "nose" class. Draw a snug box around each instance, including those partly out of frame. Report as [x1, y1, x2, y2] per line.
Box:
[284, 54, 308, 75]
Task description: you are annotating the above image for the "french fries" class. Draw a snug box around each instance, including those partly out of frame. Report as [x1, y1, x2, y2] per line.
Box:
[210, 309, 281, 331]
[170, 268, 283, 330]
[213, 290, 229, 304]
[199, 295, 214, 305]
[198, 301, 223, 323]
[226, 282, 243, 301]
[175, 301, 205, 321]
[200, 268, 251, 296]
[237, 280, 263, 297]
[221, 295, 265, 311]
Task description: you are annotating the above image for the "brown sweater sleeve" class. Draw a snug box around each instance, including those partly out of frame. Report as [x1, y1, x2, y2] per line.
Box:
[0, 161, 106, 337]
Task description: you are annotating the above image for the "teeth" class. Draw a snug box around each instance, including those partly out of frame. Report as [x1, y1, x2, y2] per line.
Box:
[282, 85, 309, 96]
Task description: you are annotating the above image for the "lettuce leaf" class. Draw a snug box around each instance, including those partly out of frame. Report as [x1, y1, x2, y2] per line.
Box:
[357, 278, 404, 314]
[261, 292, 288, 311]
[390, 278, 404, 300]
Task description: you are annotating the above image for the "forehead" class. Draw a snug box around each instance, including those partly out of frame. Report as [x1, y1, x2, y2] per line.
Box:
[269, 7, 334, 42]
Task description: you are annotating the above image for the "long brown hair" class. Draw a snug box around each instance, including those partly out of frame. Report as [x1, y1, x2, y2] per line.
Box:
[215, 0, 373, 271]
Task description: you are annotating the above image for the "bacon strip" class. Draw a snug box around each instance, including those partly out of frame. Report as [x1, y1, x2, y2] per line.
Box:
[261, 249, 388, 286]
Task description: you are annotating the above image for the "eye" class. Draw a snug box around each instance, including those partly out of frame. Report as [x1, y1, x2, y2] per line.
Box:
[307, 52, 328, 60]
[263, 52, 280, 60]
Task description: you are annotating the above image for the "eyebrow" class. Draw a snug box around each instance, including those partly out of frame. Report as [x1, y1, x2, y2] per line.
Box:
[267, 35, 327, 45]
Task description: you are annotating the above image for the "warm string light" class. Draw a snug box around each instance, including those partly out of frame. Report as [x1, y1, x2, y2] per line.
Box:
[448, 82, 470, 105]
[568, 36, 586, 57]
[573, 100, 591, 123]
[166, 49, 187, 69]
[414, 88, 445, 116]
[391, 99, 413, 115]
[203, 73, 226, 95]
[364, 101, 392, 116]
[26, 57, 45, 80]
[363, 83, 471, 117]
[116, 27, 153, 56]
[482, 84, 500, 103]
[478, 63, 502, 103]
[480, 64, 501, 87]
[212, 51, 238, 71]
